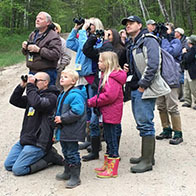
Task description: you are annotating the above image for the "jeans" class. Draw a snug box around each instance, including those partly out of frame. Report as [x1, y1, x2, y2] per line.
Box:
[4, 141, 45, 176]
[87, 84, 100, 137]
[116, 124, 122, 137]
[131, 90, 156, 137]
[103, 123, 119, 157]
[29, 69, 57, 86]
[60, 141, 80, 165]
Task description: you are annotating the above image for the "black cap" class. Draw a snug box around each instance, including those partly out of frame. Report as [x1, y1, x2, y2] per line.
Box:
[121, 16, 143, 25]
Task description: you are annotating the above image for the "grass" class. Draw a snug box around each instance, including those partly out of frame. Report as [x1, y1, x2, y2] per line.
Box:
[0, 33, 29, 67]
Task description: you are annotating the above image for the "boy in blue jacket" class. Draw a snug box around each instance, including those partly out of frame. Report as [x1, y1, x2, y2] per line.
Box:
[54, 68, 87, 189]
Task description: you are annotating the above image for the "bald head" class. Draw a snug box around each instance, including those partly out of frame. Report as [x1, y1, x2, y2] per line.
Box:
[34, 72, 50, 90]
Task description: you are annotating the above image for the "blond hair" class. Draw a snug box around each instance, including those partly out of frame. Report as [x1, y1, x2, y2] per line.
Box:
[53, 22, 61, 33]
[61, 68, 79, 84]
[89, 17, 104, 30]
[99, 51, 120, 87]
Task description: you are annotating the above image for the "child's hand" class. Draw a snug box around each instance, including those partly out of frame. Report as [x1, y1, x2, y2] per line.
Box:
[54, 116, 62, 124]
[87, 100, 91, 107]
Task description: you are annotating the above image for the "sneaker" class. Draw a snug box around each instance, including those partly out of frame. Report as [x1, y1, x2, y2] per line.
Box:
[193, 106, 196, 110]
[182, 103, 191, 107]
[169, 137, 183, 145]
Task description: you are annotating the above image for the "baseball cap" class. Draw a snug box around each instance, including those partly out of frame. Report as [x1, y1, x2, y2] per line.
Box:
[121, 16, 143, 25]
[175, 28, 184, 35]
[188, 35, 196, 45]
[146, 19, 156, 25]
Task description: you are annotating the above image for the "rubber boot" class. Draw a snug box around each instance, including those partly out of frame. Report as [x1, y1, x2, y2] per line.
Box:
[130, 138, 155, 165]
[97, 157, 120, 178]
[66, 164, 81, 189]
[79, 122, 91, 150]
[94, 154, 108, 173]
[30, 159, 48, 174]
[169, 114, 183, 145]
[43, 147, 64, 166]
[131, 136, 155, 173]
[86, 139, 102, 153]
[82, 136, 100, 161]
[56, 160, 70, 181]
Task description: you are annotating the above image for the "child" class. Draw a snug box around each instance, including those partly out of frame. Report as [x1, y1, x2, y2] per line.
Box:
[54, 68, 87, 188]
[87, 51, 127, 178]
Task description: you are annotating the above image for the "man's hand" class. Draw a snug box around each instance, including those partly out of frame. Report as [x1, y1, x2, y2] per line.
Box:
[27, 74, 36, 84]
[138, 86, 145, 93]
[27, 44, 40, 53]
[22, 41, 28, 50]
[54, 116, 62, 124]
[182, 48, 187, 53]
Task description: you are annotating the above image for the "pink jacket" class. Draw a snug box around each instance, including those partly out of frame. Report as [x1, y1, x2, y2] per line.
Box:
[88, 70, 127, 124]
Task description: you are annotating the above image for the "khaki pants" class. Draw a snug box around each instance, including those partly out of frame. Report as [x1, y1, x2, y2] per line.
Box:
[184, 78, 196, 106]
[156, 88, 179, 115]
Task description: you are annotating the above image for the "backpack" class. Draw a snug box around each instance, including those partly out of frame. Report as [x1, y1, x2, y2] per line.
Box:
[143, 33, 181, 87]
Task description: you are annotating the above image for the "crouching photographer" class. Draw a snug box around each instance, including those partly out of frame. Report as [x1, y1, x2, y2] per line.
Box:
[4, 72, 63, 176]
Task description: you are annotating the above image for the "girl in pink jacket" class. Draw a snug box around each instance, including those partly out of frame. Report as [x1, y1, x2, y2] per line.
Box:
[87, 51, 127, 178]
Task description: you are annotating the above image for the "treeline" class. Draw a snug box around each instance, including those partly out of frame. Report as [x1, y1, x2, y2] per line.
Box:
[0, 0, 195, 35]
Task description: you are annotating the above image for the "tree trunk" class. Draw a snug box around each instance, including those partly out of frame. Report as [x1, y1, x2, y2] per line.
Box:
[138, 0, 146, 21]
[157, 0, 170, 22]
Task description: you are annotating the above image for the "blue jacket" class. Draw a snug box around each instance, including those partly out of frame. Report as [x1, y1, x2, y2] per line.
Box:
[66, 29, 102, 76]
[56, 85, 87, 142]
[161, 38, 182, 63]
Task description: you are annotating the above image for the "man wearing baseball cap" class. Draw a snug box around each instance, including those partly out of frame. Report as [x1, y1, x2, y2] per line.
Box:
[174, 27, 188, 102]
[122, 16, 170, 173]
[146, 19, 156, 33]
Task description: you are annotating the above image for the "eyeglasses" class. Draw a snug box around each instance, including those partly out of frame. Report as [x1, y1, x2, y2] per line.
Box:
[35, 79, 46, 83]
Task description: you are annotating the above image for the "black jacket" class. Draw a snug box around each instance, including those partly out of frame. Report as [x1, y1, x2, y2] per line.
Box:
[10, 83, 59, 152]
[182, 45, 196, 80]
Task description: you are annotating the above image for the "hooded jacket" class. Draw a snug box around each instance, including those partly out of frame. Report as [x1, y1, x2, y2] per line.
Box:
[126, 29, 171, 99]
[9, 83, 59, 152]
[57, 85, 87, 142]
[88, 70, 127, 124]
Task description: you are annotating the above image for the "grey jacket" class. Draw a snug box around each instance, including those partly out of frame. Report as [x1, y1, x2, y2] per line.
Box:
[132, 33, 171, 99]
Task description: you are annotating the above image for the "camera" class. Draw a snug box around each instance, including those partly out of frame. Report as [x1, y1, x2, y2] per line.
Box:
[21, 75, 28, 82]
[95, 29, 104, 37]
[73, 17, 85, 25]
[153, 23, 168, 38]
[93, 107, 101, 117]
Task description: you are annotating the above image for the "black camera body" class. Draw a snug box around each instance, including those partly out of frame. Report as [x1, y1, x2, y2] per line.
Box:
[73, 17, 85, 25]
[93, 107, 101, 117]
[154, 23, 168, 38]
[21, 75, 28, 83]
[48, 114, 62, 129]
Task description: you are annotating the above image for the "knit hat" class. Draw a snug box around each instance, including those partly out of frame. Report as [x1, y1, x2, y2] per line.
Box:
[175, 28, 184, 35]
[188, 35, 196, 45]
[53, 22, 61, 33]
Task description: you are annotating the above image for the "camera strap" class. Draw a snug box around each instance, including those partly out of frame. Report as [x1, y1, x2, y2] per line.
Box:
[95, 78, 103, 107]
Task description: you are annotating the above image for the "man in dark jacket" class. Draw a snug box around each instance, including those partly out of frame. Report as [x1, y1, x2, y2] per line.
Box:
[22, 12, 61, 85]
[182, 35, 196, 110]
[4, 72, 63, 176]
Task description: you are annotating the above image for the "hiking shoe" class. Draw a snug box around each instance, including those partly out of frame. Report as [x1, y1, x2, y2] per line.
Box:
[169, 137, 183, 145]
[182, 103, 191, 108]
[156, 128, 172, 140]
[193, 106, 196, 110]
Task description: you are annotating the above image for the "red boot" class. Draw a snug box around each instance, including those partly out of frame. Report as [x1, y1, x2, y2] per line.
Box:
[94, 154, 108, 173]
[97, 157, 120, 178]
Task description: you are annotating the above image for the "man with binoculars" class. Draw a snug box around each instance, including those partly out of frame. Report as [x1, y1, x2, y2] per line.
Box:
[4, 72, 63, 176]
[22, 11, 61, 85]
